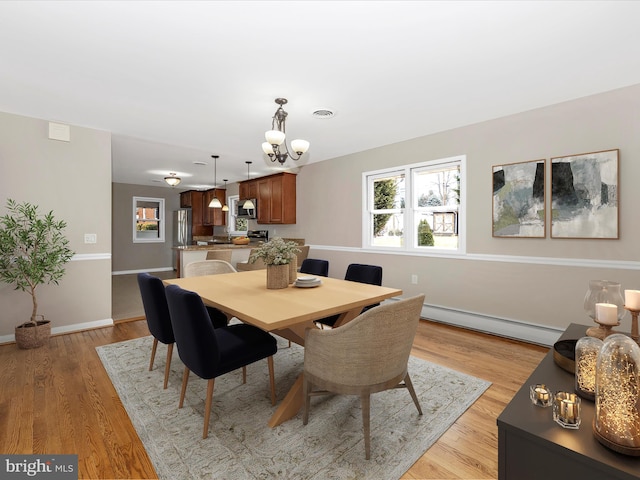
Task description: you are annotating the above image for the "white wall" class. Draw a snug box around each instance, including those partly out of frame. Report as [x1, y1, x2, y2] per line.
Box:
[0, 111, 112, 341]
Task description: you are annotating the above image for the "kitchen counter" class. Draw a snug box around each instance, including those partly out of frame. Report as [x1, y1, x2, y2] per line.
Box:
[173, 243, 256, 277]
[172, 243, 255, 251]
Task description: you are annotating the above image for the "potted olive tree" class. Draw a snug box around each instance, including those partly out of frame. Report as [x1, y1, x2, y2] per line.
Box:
[0, 199, 74, 349]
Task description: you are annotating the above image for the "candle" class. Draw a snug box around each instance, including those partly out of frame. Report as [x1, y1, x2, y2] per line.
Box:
[553, 392, 581, 429]
[625, 290, 640, 310]
[529, 384, 552, 407]
[596, 303, 618, 325]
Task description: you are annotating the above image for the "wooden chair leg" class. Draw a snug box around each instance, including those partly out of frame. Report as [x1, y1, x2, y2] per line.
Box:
[267, 356, 276, 406]
[242, 366, 247, 384]
[203, 378, 215, 439]
[149, 338, 158, 371]
[179, 366, 190, 408]
[404, 373, 423, 415]
[302, 375, 311, 425]
[361, 393, 371, 460]
[163, 343, 174, 389]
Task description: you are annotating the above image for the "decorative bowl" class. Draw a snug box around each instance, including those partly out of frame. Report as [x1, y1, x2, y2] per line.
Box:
[232, 237, 250, 245]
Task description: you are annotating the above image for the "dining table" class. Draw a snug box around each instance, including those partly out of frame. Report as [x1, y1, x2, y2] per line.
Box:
[163, 269, 403, 427]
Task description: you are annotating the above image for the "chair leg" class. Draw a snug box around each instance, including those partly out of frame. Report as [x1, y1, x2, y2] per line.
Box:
[179, 366, 190, 408]
[163, 343, 174, 389]
[242, 366, 247, 384]
[203, 378, 215, 439]
[267, 356, 276, 406]
[149, 338, 158, 371]
[361, 393, 371, 460]
[302, 376, 311, 425]
[404, 373, 423, 415]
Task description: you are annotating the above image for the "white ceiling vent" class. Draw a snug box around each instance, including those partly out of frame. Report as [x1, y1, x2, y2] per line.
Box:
[311, 108, 335, 119]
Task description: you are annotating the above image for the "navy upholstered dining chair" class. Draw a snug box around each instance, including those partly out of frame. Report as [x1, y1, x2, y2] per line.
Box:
[165, 284, 278, 439]
[315, 263, 383, 328]
[137, 273, 176, 389]
[299, 258, 329, 277]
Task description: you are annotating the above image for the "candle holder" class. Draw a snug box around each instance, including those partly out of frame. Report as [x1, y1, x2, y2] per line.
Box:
[553, 391, 581, 429]
[584, 280, 624, 340]
[624, 306, 639, 346]
[593, 333, 640, 456]
[575, 336, 603, 401]
[529, 384, 553, 407]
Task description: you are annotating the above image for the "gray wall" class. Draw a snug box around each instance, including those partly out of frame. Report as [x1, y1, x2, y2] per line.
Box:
[0, 111, 112, 340]
[292, 84, 640, 344]
[112, 182, 181, 272]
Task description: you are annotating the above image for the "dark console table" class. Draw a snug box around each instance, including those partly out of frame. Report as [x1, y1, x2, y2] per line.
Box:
[497, 323, 639, 480]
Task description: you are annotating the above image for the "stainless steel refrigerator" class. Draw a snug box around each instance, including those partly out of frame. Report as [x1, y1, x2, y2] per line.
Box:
[173, 208, 192, 247]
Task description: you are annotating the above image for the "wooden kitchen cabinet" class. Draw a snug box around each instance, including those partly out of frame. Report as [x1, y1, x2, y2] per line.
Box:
[203, 189, 226, 226]
[179, 190, 213, 236]
[239, 172, 296, 224]
[239, 180, 258, 200]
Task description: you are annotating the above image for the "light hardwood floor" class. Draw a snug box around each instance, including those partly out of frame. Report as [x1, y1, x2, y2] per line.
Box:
[0, 313, 548, 479]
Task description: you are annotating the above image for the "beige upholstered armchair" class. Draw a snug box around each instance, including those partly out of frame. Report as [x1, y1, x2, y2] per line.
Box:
[236, 249, 266, 271]
[205, 249, 233, 263]
[302, 294, 425, 459]
[183, 259, 237, 276]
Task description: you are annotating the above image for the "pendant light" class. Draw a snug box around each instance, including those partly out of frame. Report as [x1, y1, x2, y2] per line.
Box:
[221, 179, 229, 212]
[243, 161, 255, 210]
[209, 155, 222, 208]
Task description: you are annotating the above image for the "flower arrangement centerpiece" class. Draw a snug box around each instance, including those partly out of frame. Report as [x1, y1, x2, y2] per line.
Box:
[249, 237, 300, 289]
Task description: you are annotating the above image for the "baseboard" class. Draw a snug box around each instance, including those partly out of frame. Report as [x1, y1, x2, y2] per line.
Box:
[421, 304, 565, 347]
[112, 267, 174, 275]
[0, 318, 114, 345]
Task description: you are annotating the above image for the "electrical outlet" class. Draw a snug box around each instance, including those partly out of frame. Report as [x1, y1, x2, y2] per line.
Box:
[84, 233, 97, 244]
[411, 274, 418, 284]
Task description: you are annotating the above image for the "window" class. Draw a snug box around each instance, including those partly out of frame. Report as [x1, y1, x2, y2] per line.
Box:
[227, 195, 248, 234]
[363, 155, 465, 254]
[133, 196, 165, 243]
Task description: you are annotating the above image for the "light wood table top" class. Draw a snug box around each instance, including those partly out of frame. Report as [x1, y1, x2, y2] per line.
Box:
[164, 269, 402, 333]
[164, 269, 403, 427]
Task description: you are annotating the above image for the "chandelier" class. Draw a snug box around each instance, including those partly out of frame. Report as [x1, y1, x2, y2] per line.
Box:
[208, 155, 222, 208]
[261, 98, 310, 165]
[164, 172, 181, 186]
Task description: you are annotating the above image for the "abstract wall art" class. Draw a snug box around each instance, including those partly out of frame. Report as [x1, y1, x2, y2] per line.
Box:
[492, 159, 546, 238]
[550, 149, 619, 239]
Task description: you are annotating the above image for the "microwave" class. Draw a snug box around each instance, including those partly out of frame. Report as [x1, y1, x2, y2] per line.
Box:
[237, 199, 257, 219]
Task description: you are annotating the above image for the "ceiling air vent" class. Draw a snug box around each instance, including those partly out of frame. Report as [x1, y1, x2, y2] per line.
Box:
[311, 108, 335, 119]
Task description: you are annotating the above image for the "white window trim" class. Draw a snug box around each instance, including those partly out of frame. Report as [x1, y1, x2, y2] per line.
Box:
[227, 195, 248, 234]
[133, 196, 165, 243]
[362, 154, 466, 255]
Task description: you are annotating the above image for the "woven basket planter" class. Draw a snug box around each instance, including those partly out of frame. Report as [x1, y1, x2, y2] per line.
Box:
[266, 264, 289, 289]
[288, 257, 297, 284]
[15, 319, 51, 349]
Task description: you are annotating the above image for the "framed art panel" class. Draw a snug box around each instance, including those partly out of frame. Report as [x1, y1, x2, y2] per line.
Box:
[550, 149, 619, 239]
[492, 159, 545, 238]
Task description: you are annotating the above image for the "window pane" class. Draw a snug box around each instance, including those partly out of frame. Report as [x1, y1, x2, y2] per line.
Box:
[372, 213, 404, 247]
[414, 166, 459, 207]
[415, 211, 458, 249]
[373, 174, 405, 210]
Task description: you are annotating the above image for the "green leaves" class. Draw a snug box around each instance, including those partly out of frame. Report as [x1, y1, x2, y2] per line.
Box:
[0, 198, 74, 323]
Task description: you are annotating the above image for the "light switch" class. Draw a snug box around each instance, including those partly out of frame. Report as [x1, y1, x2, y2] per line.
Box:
[84, 233, 97, 244]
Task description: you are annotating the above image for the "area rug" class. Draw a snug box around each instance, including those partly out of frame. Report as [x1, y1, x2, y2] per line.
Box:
[97, 336, 490, 480]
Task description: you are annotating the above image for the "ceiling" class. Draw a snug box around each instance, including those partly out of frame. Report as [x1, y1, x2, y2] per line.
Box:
[2, 1, 640, 190]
